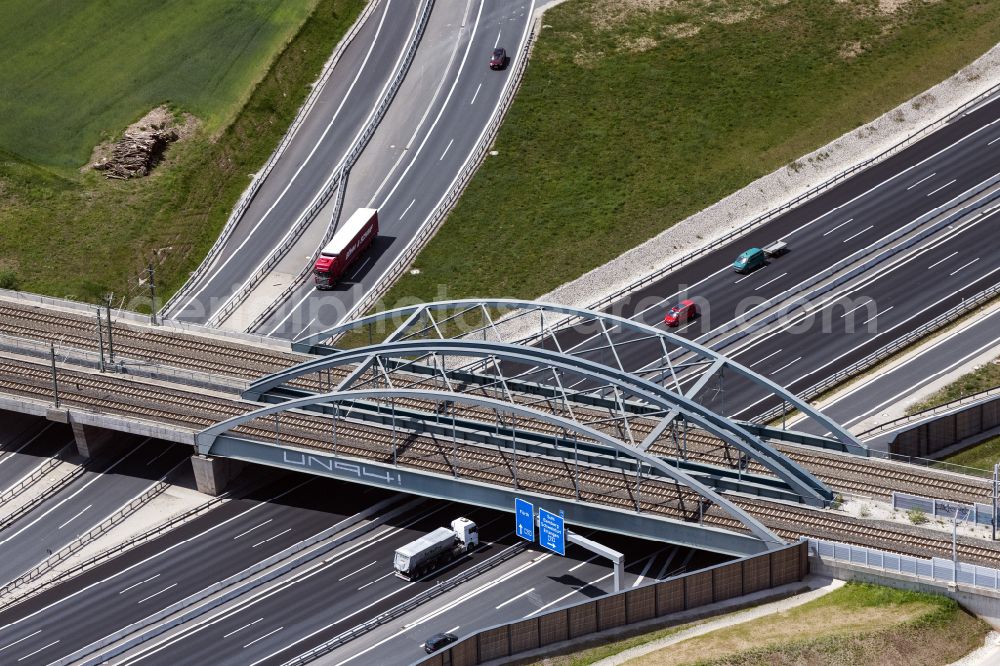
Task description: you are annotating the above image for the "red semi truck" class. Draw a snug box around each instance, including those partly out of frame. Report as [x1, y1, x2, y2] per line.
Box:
[313, 208, 379, 289]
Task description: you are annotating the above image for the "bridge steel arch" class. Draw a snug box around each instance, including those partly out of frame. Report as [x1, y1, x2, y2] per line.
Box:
[196, 388, 785, 552]
[244, 338, 831, 507]
[292, 299, 865, 456]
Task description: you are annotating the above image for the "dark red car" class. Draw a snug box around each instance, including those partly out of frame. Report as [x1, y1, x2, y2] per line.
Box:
[664, 299, 698, 327]
[490, 47, 507, 70]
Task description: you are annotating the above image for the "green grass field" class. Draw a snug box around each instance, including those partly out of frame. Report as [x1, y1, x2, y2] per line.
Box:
[0, 0, 363, 304]
[908, 355, 1000, 413]
[378, 0, 1000, 309]
[0, 0, 319, 170]
[534, 582, 986, 666]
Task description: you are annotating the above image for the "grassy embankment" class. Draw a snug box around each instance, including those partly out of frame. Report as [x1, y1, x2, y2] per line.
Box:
[0, 0, 364, 305]
[533, 582, 987, 666]
[377, 0, 1000, 309]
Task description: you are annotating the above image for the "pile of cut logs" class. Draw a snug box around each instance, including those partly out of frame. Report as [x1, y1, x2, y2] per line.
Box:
[93, 128, 178, 179]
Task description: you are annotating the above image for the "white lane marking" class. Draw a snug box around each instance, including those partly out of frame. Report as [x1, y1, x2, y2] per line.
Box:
[926, 178, 957, 197]
[174, 0, 395, 315]
[439, 138, 455, 161]
[339, 560, 377, 581]
[334, 583, 416, 625]
[656, 547, 680, 580]
[0, 630, 41, 653]
[233, 519, 273, 540]
[358, 572, 395, 590]
[293, 317, 318, 342]
[632, 555, 656, 587]
[754, 272, 787, 291]
[842, 330, 1000, 429]
[770, 356, 802, 375]
[224, 618, 264, 639]
[748, 348, 782, 367]
[842, 224, 874, 243]
[860, 305, 893, 326]
[348, 256, 372, 280]
[496, 588, 535, 609]
[950, 257, 980, 276]
[822, 218, 853, 236]
[568, 554, 599, 572]
[251, 528, 292, 548]
[16, 640, 59, 662]
[470, 82, 482, 105]
[990, 135, 1000, 146]
[839, 299, 872, 318]
[0, 477, 316, 635]
[446, 625, 460, 634]
[137, 583, 178, 604]
[526, 572, 615, 617]
[57, 504, 92, 530]
[733, 273, 754, 284]
[399, 198, 417, 220]
[119, 574, 161, 595]
[0, 423, 55, 468]
[0, 438, 154, 547]
[927, 251, 958, 270]
[494, 29, 502, 48]
[146, 447, 171, 466]
[244, 626, 283, 649]
[906, 173, 936, 190]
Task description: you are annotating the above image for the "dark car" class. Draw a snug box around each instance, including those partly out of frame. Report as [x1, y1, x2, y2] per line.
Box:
[663, 299, 698, 327]
[423, 632, 458, 653]
[490, 47, 507, 70]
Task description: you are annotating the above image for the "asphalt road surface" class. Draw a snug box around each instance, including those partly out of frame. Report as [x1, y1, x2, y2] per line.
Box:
[0, 416, 71, 492]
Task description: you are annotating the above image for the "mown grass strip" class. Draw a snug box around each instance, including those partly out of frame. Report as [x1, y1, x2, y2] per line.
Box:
[378, 0, 1000, 310]
[0, 0, 364, 305]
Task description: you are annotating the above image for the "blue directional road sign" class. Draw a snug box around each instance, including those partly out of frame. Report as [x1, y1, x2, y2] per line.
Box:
[538, 507, 565, 556]
[515, 498, 534, 542]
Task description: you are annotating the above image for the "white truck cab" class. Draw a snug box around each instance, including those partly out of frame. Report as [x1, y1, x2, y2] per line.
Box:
[451, 517, 479, 551]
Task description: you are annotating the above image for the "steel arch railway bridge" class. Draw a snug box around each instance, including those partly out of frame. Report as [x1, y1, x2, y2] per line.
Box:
[197, 300, 867, 556]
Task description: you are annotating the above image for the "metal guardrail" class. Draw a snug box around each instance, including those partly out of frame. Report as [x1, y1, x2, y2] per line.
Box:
[0, 491, 227, 609]
[858, 385, 1000, 439]
[219, 0, 436, 330]
[754, 282, 1000, 427]
[585, 81, 1000, 314]
[65, 495, 411, 666]
[282, 541, 529, 665]
[0, 442, 72, 506]
[333, 16, 541, 334]
[0, 470, 176, 603]
[159, 0, 379, 318]
[810, 537, 1000, 590]
[0, 457, 85, 533]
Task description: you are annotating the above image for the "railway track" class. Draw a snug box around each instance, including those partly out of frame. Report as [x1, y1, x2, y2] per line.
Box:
[4, 356, 1000, 566]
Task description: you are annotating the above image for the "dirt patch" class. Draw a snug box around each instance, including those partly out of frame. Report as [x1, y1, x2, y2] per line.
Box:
[839, 39, 865, 59]
[84, 106, 200, 177]
[618, 35, 660, 53]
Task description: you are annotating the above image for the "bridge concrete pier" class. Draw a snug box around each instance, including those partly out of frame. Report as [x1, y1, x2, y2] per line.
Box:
[191, 455, 243, 496]
[71, 421, 116, 459]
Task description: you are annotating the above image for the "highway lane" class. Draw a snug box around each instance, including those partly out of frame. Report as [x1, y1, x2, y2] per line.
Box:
[793, 304, 1000, 439]
[259, 0, 534, 339]
[0, 437, 189, 587]
[305, 536, 729, 665]
[0, 416, 70, 491]
[712, 209, 1000, 419]
[168, 0, 421, 324]
[0, 476, 395, 665]
[549, 100, 1000, 363]
[121, 502, 518, 665]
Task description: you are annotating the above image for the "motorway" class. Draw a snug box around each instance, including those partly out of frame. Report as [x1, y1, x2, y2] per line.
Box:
[547, 96, 1000, 420]
[0, 416, 71, 492]
[0, 434, 189, 588]
[166, 0, 421, 324]
[794, 304, 1000, 439]
[256, 0, 534, 339]
[0, 474, 397, 665]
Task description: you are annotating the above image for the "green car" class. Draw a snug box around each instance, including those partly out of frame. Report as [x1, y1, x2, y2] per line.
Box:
[733, 247, 766, 274]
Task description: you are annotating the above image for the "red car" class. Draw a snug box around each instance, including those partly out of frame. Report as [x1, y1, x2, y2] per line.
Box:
[664, 299, 698, 327]
[490, 47, 507, 70]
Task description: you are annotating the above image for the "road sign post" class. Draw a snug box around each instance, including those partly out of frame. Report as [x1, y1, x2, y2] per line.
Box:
[538, 507, 565, 556]
[515, 498, 534, 542]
